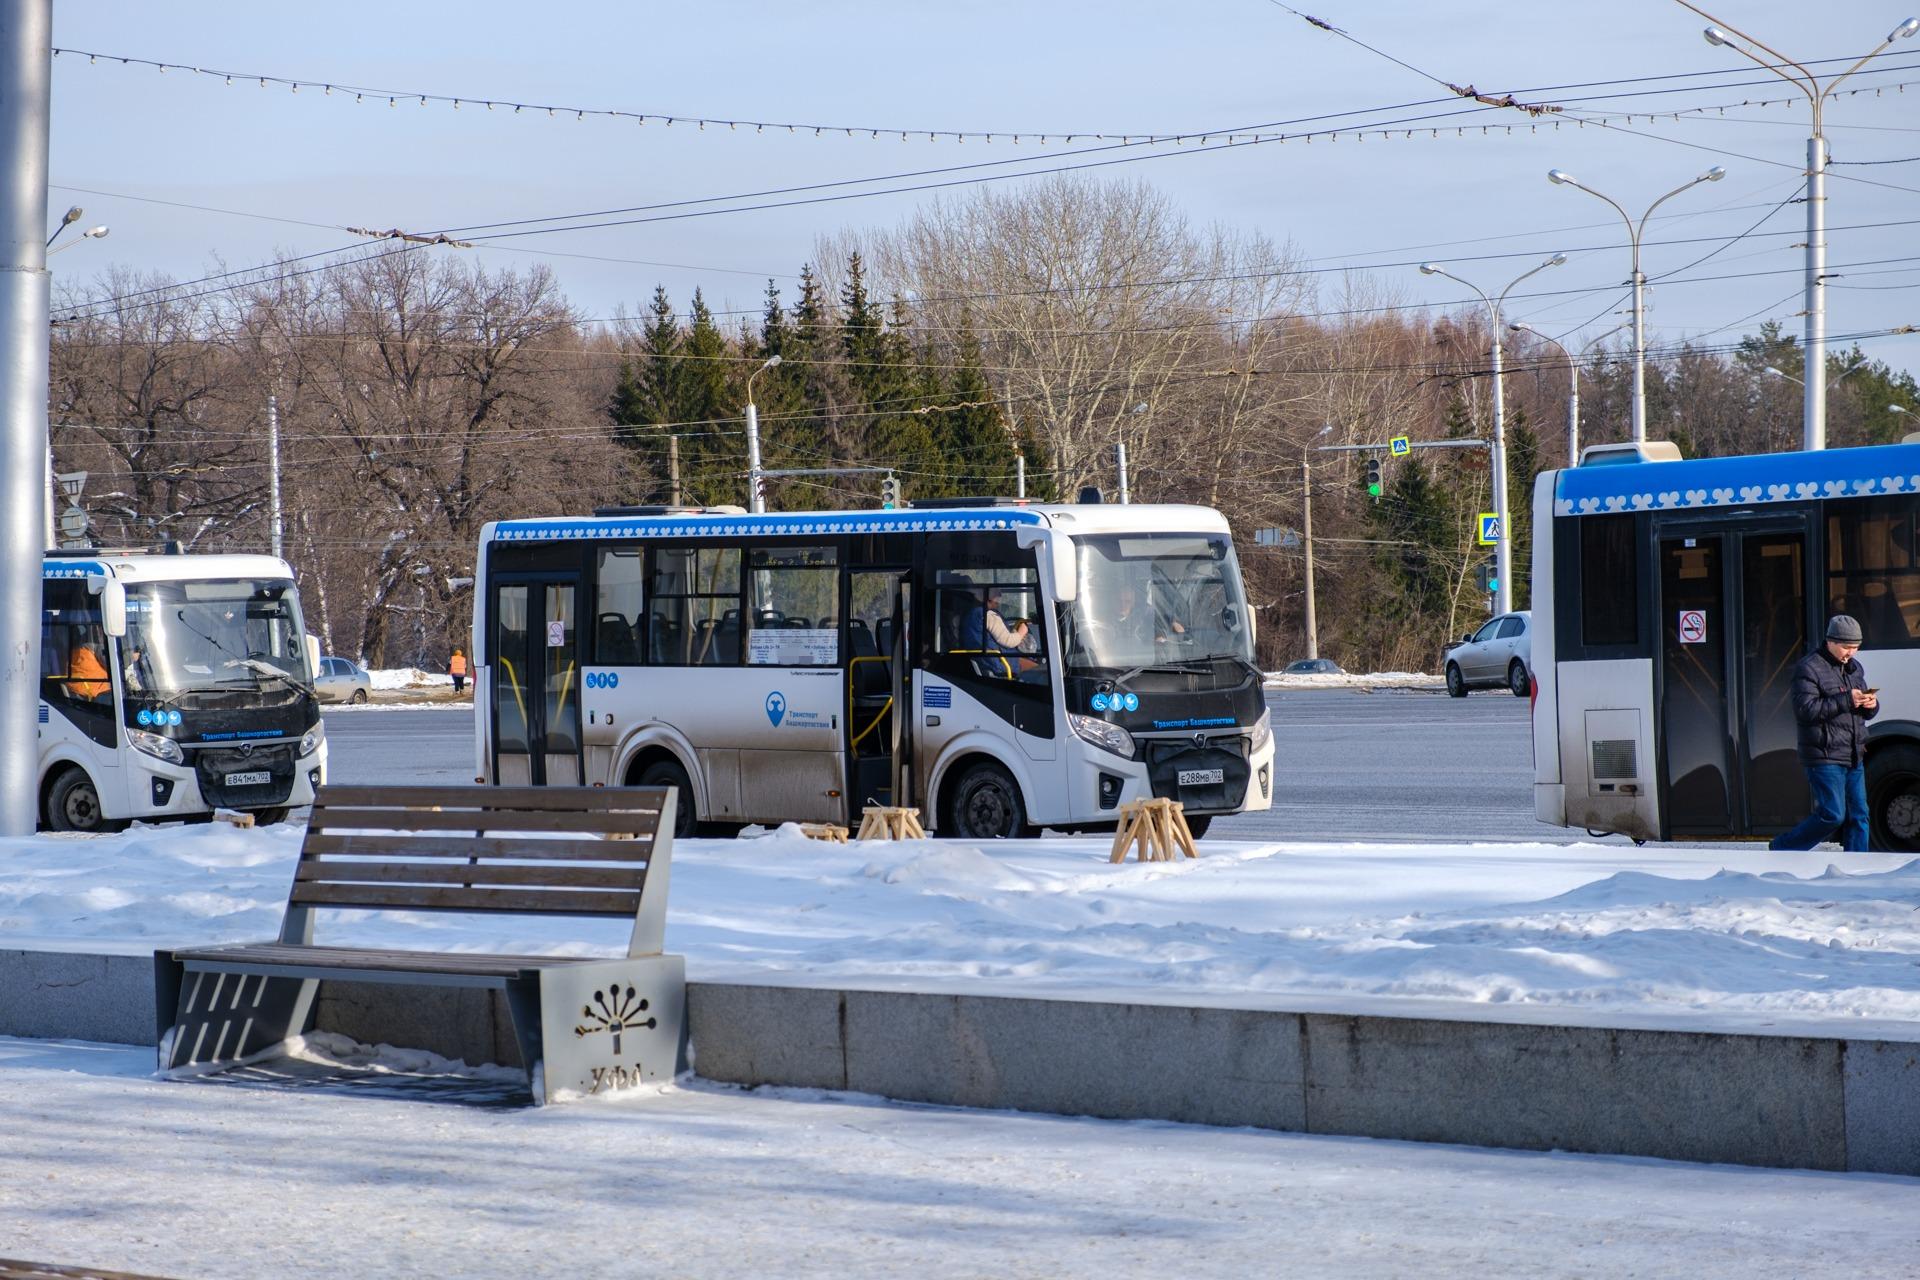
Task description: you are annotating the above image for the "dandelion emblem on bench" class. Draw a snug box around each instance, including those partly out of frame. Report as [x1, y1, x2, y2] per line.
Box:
[576, 984, 655, 1055]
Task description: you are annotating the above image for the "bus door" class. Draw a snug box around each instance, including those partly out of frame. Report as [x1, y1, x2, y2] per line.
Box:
[1655, 517, 1809, 838]
[845, 568, 909, 813]
[490, 575, 583, 786]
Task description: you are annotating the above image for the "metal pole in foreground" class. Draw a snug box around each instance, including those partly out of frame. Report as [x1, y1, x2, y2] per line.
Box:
[267, 393, 284, 559]
[744, 353, 780, 514]
[1115, 440, 1130, 504]
[1301, 450, 1317, 660]
[0, 0, 52, 836]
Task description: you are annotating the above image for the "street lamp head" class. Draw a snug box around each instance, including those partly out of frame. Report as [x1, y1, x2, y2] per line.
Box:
[763, 353, 781, 370]
[1703, 25, 1732, 47]
[1509, 321, 1534, 334]
[1763, 365, 1795, 383]
[81, 226, 108, 240]
[1547, 168, 1576, 186]
[1890, 403, 1912, 416]
[1418, 262, 1443, 275]
[1893, 17, 1919, 40]
[58, 206, 82, 227]
[1702, 165, 1727, 183]
[1545, 252, 1568, 267]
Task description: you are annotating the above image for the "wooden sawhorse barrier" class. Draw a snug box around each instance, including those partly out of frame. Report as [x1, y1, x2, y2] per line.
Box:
[1108, 797, 1199, 863]
[857, 806, 926, 841]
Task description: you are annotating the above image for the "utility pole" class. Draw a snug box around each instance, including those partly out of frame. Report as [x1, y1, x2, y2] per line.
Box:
[744, 353, 780, 514]
[1115, 441, 1130, 504]
[1014, 450, 1026, 499]
[1301, 450, 1318, 660]
[266, 392, 284, 559]
[668, 435, 682, 507]
[0, 0, 52, 836]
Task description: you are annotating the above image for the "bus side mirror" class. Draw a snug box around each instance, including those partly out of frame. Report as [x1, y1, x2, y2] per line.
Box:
[1049, 535, 1077, 603]
[305, 634, 322, 677]
[90, 576, 128, 638]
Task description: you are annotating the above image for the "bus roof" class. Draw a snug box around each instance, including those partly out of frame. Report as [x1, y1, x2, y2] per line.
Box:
[1552, 441, 1919, 518]
[42, 551, 296, 582]
[484, 503, 1232, 544]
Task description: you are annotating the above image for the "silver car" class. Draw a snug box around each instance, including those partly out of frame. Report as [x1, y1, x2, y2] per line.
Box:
[314, 656, 373, 704]
[1444, 611, 1532, 697]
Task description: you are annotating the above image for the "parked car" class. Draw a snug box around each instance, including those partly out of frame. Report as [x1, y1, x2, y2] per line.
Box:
[1444, 611, 1532, 697]
[314, 656, 373, 704]
[1281, 658, 1345, 675]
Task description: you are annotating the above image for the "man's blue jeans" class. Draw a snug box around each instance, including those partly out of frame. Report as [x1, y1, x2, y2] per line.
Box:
[1770, 764, 1870, 852]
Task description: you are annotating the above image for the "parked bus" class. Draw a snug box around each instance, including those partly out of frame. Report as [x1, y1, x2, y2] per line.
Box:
[39, 548, 328, 831]
[1530, 438, 1920, 848]
[473, 500, 1273, 839]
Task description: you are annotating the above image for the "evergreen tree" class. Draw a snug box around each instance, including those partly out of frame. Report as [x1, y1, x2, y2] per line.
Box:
[678, 290, 736, 506]
[606, 285, 682, 502]
[933, 316, 1018, 497]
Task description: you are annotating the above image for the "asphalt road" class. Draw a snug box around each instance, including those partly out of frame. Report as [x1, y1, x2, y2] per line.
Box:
[320, 687, 1576, 844]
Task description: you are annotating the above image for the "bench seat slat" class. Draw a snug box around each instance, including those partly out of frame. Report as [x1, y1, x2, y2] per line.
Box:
[312, 784, 666, 812]
[309, 806, 662, 836]
[289, 882, 641, 915]
[171, 942, 601, 977]
[297, 861, 644, 889]
[302, 832, 656, 862]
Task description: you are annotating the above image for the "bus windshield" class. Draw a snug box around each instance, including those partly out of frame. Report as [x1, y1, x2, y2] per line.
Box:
[122, 579, 314, 699]
[1064, 533, 1254, 677]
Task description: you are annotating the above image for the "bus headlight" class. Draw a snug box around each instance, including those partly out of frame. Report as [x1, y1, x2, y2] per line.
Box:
[300, 723, 325, 758]
[128, 729, 184, 766]
[1069, 713, 1134, 759]
[1248, 709, 1272, 755]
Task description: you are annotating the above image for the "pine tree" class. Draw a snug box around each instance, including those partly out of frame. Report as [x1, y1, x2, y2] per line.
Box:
[678, 290, 736, 506]
[933, 316, 1018, 497]
[606, 285, 682, 501]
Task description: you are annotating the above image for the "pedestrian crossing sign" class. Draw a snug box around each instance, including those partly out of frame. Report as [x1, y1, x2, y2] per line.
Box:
[1389, 436, 1410, 456]
[1478, 513, 1502, 545]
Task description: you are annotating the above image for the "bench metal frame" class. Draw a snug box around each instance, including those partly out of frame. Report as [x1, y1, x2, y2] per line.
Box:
[154, 784, 685, 1105]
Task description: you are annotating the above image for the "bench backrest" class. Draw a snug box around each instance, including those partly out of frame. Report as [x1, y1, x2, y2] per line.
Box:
[285, 784, 677, 958]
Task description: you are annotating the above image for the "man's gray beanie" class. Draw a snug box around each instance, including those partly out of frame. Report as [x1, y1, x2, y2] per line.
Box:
[1827, 614, 1864, 643]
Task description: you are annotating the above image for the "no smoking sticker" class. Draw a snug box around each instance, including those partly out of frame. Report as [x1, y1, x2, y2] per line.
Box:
[1677, 609, 1707, 644]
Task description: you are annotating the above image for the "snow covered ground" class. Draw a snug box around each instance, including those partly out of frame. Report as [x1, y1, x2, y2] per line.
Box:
[4, 822, 1917, 1035]
[1265, 669, 1443, 689]
[1, 1034, 1915, 1279]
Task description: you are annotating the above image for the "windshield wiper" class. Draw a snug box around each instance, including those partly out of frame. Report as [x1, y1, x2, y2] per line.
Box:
[223, 657, 316, 698]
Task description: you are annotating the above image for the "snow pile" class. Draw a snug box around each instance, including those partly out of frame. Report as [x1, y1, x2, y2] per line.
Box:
[4, 820, 1918, 1029]
[1264, 670, 1442, 689]
[368, 666, 449, 690]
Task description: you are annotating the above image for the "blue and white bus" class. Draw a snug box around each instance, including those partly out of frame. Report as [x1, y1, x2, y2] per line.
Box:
[473, 500, 1274, 839]
[1530, 439, 1920, 848]
[39, 549, 327, 831]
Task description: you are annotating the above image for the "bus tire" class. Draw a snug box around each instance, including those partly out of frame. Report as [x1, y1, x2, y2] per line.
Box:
[944, 761, 1033, 840]
[1184, 814, 1213, 840]
[1445, 663, 1468, 698]
[636, 759, 698, 840]
[1868, 742, 1920, 851]
[1508, 661, 1531, 698]
[46, 766, 125, 834]
[253, 807, 291, 826]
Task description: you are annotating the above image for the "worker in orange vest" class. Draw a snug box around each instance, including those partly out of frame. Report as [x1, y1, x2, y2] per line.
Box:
[69, 643, 112, 701]
[450, 647, 469, 695]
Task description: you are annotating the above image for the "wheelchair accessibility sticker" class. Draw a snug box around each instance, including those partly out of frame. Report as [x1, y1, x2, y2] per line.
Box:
[584, 671, 620, 690]
[1091, 691, 1140, 712]
[135, 708, 183, 727]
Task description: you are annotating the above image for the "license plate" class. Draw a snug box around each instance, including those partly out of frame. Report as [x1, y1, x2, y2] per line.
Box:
[1178, 768, 1224, 787]
[224, 770, 271, 787]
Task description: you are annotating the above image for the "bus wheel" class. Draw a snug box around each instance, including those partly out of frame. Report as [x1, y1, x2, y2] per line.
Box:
[1183, 814, 1213, 840]
[944, 761, 1032, 840]
[1868, 744, 1920, 851]
[1508, 661, 1531, 698]
[636, 759, 698, 840]
[46, 767, 126, 834]
[253, 807, 291, 826]
[1445, 663, 1468, 698]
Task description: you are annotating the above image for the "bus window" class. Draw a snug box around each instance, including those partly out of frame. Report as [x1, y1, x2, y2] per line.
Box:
[41, 580, 113, 717]
[927, 532, 1045, 683]
[746, 546, 838, 665]
[594, 548, 645, 665]
[648, 546, 742, 665]
[1827, 497, 1920, 647]
[1580, 514, 1639, 647]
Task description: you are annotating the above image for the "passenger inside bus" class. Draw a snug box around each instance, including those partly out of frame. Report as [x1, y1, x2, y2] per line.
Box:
[67, 642, 111, 701]
[962, 582, 1044, 682]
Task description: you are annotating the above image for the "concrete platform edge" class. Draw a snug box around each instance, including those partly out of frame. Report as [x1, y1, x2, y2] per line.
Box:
[3, 949, 1914, 1175]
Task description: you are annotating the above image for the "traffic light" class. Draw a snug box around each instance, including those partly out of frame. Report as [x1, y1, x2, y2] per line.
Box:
[1481, 558, 1499, 593]
[1364, 456, 1382, 499]
[880, 474, 901, 510]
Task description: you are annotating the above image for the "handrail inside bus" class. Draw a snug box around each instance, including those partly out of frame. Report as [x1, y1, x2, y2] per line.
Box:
[499, 655, 529, 734]
[850, 696, 894, 751]
[949, 648, 1016, 679]
[847, 654, 894, 752]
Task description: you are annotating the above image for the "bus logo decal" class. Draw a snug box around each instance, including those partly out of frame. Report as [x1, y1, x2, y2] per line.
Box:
[765, 691, 786, 727]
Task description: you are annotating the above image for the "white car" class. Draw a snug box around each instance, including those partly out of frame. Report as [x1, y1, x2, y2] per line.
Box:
[1444, 611, 1532, 698]
[314, 656, 373, 704]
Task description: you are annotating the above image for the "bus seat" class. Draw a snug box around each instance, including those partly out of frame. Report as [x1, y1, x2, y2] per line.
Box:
[875, 617, 896, 657]
[650, 614, 682, 664]
[783, 617, 810, 629]
[595, 612, 641, 666]
[849, 619, 876, 657]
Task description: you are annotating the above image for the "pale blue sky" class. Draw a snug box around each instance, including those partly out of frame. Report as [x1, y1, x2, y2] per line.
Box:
[45, 2, 1920, 373]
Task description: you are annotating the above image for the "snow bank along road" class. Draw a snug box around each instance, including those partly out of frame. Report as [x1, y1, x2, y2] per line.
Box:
[1, 1036, 1915, 1280]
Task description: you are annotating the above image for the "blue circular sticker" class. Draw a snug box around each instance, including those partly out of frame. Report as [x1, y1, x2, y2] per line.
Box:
[168, 710, 183, 726]
[1090, 692, 1110, 712]
[1123, 692, 1140, 711]
[136, 709, 152, 726]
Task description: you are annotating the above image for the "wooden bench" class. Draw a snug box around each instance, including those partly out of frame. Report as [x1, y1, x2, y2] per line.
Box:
[154, 784, 684, 1105]
[0, 1260, 181, 1280]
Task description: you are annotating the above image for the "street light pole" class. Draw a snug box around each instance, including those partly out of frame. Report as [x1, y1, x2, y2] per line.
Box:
[1547, 166, 1726, 443]
[1510, 321, 1627, 466]
[744, 353, 781, 514]
[1686, 4, 1919, 451]
[1418, 253, 1566, 616]
[0, 0, 52, 837]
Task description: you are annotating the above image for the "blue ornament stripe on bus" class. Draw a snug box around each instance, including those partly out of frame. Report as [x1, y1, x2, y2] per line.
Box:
[1553, 443, 1920, 518]
[490, 509, 1045, 543]
[42, 561, 111, 578]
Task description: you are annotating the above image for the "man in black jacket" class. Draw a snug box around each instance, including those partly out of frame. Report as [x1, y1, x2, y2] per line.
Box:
[1771, 614, 1879, 851]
